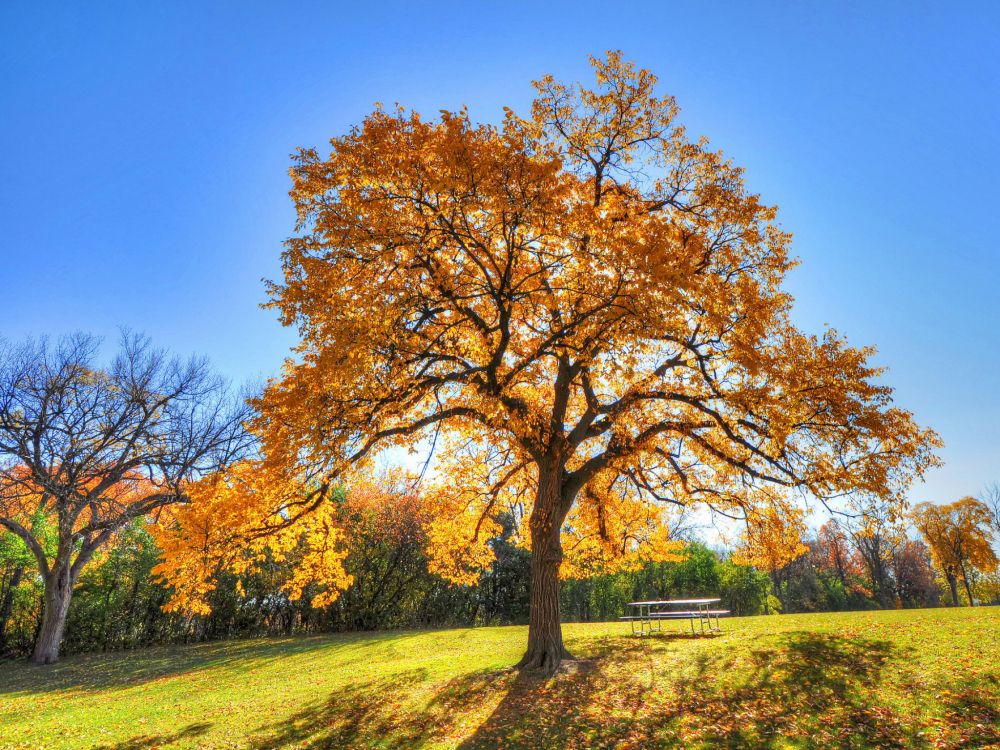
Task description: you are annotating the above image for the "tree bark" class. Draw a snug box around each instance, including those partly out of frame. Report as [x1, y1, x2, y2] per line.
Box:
[517, 472, 573, 675]
[960, 569, 975, 607]
[31, 564, 73, 665]
[0, 565, 25, 653]
[946, 572, 960, 607]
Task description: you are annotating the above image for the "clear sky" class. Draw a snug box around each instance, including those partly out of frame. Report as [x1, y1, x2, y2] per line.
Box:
[2, 1, 998, 508]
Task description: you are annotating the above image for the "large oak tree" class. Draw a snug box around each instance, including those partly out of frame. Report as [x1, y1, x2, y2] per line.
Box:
[160, 53, 939, 673]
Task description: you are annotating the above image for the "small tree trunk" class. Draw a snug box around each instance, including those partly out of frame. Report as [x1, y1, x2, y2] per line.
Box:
[946, 573, 960, 607]
[961, 574, 975, 607]
[31, 567, 73, 665]
[0, 565, 25, 652]
[517, 474, 572, 675]
[769, 569, 782, 610]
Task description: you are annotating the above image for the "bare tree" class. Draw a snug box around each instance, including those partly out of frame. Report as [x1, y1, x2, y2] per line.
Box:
[980, 482, 1000, 537]
[0, 332, 251, 663]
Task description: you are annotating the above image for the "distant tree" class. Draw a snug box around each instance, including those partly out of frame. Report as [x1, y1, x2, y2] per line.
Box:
[890, 538, 939, 608]
[844, 508, 902, 608]
[717, 559, 771, 616]
[732, 499, 809, 610]
[971, 571, 1000, 605]
[154, 52, 939, 674]
[912, 498, 998, 606]
[815, 520, 858, 588]
[476, 513, 531, 625]
[772, 550, 824, 612]
[0, 333, 249, 663]
[324, 474, 436, 630]
[812, 519, 881, 607]
[980, 482, 1000, 536]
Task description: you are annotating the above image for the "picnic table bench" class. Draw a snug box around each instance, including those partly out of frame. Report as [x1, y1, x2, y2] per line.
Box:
[620, 598, 729, 635]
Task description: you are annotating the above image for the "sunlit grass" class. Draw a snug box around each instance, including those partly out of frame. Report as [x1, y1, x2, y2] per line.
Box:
[1, 607, 997, 749]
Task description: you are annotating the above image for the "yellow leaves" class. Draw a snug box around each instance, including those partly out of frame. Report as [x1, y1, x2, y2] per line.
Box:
[532, 50, 680, 175]
[911, 498, 999, 583]
[560, 470, 686, 579]
[426, 516, 499, 587]
[419, 445, 693, 584]
[152, 460, 351, 616]
[421, 439, 520, 585]
[732, 492, 809, 571]
[175, 51, 939, 610]
[282, 513, 352, 607]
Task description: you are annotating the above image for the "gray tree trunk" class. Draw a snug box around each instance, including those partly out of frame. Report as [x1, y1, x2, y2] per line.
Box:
[31, 565, 74, 665]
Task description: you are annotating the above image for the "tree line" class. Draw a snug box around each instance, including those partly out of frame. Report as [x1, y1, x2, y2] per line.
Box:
[0, 330, 994, 663]
[2, 476, 996, 660]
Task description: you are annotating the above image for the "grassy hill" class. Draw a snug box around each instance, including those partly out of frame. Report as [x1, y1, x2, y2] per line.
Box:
[1, 608, 998, 749]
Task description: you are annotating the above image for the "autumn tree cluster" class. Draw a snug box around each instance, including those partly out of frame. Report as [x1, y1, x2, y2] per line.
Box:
[758, 498, 999, 611]
[6, 486, 989, 661]
[765, 518, 941, 612]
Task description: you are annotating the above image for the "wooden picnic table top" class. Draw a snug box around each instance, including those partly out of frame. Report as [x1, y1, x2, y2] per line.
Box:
[626, 598, 721, 606]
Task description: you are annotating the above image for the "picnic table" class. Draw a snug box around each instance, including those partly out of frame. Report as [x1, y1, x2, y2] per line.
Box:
[621, 598, 729, 636]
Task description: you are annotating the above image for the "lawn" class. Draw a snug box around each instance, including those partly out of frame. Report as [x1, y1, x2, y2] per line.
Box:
[1, 608, 998, 749]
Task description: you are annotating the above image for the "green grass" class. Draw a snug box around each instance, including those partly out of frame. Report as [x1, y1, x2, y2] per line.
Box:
[1, 608, 998, 749]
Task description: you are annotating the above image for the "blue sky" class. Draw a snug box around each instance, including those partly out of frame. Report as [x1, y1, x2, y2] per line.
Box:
[2, 1, 998, 507]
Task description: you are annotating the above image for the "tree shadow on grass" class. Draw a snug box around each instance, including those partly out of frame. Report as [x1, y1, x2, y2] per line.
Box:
[246, 639, 653, 749]
[63, 629, 998, 750]
[247, 667, 510, 750]
[89, 721, 212, 750]
[453, 631, 952, 750]
[0, 631, 426, 696]
[932, 682, 1000, 748]
[240, 633, 926, 749]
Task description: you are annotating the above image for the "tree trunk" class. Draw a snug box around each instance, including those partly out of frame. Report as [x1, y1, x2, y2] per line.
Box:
[31, 566, 73, 665]
[946, 572, 960, 607]
[961, 572, 975, 607]
[0, 565, 25, 653]
[769, 569, 783, 611]
[517, 474, 572, 675]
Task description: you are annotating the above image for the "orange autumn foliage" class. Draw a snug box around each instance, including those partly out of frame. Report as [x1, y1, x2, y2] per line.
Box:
[152, 461, 352, 615]
[154, 53, 940, 666]
[731, 493, 809, 571]
[814, 519, 869, 591]
[151, 467, 431, 616]
[422, 442, 686, 585]
[1, 465, 154, 554]
[911, 497, 998, 603]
